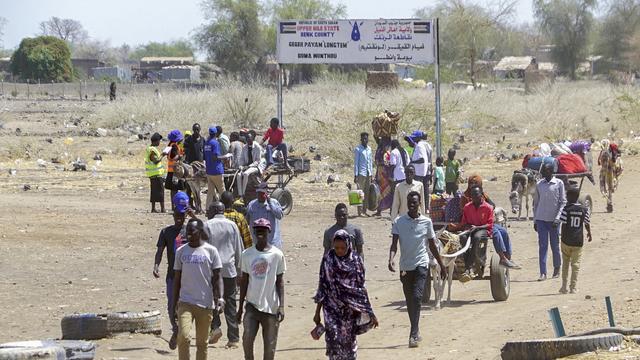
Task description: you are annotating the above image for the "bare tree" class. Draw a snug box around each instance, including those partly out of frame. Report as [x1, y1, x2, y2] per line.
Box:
[39, 17, 88, 44]
[416, 0, 516, 87]
[0, 17, 7, 48]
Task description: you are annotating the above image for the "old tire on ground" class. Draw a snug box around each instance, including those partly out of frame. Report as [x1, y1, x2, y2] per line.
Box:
[501, 333, 624, 360]
[106, 311, 162, 335]
[0, 341, 95, 360]
[0, 342, 66, 360]
[490, 253, 510, 301]
[61, 314, 108, 340]
[271, 188, 293, 215]
[421, 275, 431, 304]
[578, 194, 593, 213]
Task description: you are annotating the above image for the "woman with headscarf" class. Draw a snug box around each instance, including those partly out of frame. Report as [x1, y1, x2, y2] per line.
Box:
[459, 174, 495, 213]
[598, 139, 621, 212]
[373, 136, 394, 216]
[313, 230, 378, 360]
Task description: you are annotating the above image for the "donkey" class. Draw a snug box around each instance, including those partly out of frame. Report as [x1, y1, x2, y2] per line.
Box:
[509, 169, 538, 220]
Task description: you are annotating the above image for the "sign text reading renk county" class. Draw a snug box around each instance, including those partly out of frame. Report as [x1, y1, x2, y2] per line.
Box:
[276, 19, 436, 65]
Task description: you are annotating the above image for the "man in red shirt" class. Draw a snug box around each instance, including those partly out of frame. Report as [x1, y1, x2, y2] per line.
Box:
[448, 186, 494, 281]
[261, 117, 289, 169]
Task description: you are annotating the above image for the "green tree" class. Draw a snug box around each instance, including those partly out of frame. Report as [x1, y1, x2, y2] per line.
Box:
[130, 40, 195, 60]
[596, 0, 640, 70]
[534, 0, 597, 79]
[10, 36, 73, 82]
[195, 0, 266, 74]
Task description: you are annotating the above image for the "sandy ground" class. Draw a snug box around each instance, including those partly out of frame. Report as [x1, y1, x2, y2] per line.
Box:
[0, 100, 639, 360]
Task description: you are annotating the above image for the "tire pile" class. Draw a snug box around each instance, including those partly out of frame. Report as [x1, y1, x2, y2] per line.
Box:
[0, 311, 161, 360]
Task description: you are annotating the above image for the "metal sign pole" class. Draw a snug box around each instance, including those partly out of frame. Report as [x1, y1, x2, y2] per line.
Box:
[277, 63, 284, 127]
[434, 18, 442, 158]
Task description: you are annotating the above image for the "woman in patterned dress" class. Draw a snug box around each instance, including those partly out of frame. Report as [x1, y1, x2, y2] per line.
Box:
[313, 230, 378, 359]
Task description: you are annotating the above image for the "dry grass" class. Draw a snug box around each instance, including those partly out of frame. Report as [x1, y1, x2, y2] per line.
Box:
[90, 79, 640, 165]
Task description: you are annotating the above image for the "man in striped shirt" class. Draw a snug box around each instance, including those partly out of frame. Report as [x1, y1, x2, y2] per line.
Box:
[558, 186, 592, 294]
[221, 191, 252, 249]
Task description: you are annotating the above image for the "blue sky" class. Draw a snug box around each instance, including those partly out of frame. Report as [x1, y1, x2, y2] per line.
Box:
[1, 0, 534, 49]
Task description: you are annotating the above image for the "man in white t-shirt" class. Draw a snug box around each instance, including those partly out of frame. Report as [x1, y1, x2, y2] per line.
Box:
[390, 139, 409, 183]
[410, 131, 433, 210]
[237, 218, 286, 360]
[172, 218, 224, 360]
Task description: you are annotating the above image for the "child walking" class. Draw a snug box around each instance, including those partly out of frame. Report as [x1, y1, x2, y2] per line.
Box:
[432, 156, 445, 195]
[444, 149, 461, 195]
[559, 186, 592, 294]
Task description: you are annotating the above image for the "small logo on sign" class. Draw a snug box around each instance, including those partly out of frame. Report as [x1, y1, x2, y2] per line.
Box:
[349, 21, 364, 41]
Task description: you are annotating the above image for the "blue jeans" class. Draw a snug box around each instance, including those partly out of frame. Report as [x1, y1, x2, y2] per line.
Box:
[266, 143, 288, 166]
[492, 224, 512, 256]
[536, 220, 561, 276]
[166, 277, 178, 333]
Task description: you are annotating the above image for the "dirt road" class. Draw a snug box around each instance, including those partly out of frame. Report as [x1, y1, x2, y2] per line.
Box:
[0, 102, 638, 359]
[0, 154, 638, 360]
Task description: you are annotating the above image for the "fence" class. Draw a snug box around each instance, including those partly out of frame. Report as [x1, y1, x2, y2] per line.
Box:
[0, 80, 212, 100]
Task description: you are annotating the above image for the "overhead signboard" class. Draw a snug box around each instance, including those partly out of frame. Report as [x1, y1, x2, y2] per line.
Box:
[276, 19, 436, 65]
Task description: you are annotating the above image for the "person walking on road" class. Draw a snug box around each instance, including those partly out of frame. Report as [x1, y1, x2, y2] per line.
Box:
[353, 132, 373, 217]
[204, 126, 231, 208]
[246, 183, 284, 249]
[205, 202, 244, 348]
[388, 191, 445, 348]
[237, 218, 286, 360]
[314, 229, 378, 359]
[221, 191, 253, 249]
[534, 163, 567, 281]
[171, 217, 224, 360]
[323, 203, 365, 259]
[153, 207, 187, 349]
[559, 186, 593, 294]
[390, 165, 424, 221]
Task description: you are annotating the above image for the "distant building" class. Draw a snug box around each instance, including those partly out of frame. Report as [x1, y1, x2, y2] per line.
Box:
[90, 66, 132, 82]
[160, 66, 200, 81]
[494, 56, 537, 79]
[133, 57, 196, 82]
[72, 59, 106, 77]
[0, 57, 10, 72]
[392, 63, 419, 80]
[139, 57, 194, 70]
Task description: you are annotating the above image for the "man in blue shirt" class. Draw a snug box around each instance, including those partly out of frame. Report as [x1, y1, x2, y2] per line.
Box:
[246, 183, 284, 249]
[388, 191, 445, 348]
[533, 163, 567, 281]
[353, 132, 373, 216]
[204, 126, 231, 209]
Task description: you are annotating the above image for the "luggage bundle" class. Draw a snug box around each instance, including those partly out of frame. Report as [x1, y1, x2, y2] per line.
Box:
[371, 110, 401, 138]
[523, 141, 592, 174]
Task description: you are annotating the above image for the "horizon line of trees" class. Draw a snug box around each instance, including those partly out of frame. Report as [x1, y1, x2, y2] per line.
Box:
[1, 0, 639, 83]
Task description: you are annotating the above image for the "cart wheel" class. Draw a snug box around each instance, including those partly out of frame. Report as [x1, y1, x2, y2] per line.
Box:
[272, 188, 293, 215]
[490, 253, 510, 301]
[578, 194, 593, 213]
[421, 274, 431, 304]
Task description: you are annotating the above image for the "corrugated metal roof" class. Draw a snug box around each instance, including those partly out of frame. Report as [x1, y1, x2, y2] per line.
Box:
[494, 56, 534, 71]
[538, 62, 557, 71]
[140, 57, 194, 63]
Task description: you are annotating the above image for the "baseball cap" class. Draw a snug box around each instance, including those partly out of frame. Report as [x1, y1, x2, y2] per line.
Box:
[252, 218, 272, 231]
[256, 182, 269, 193]
[173, 191, 190, 214]
[150, 132, 163, 142]
[208, 126, 218, 135]
[410, 130, 425, 139]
